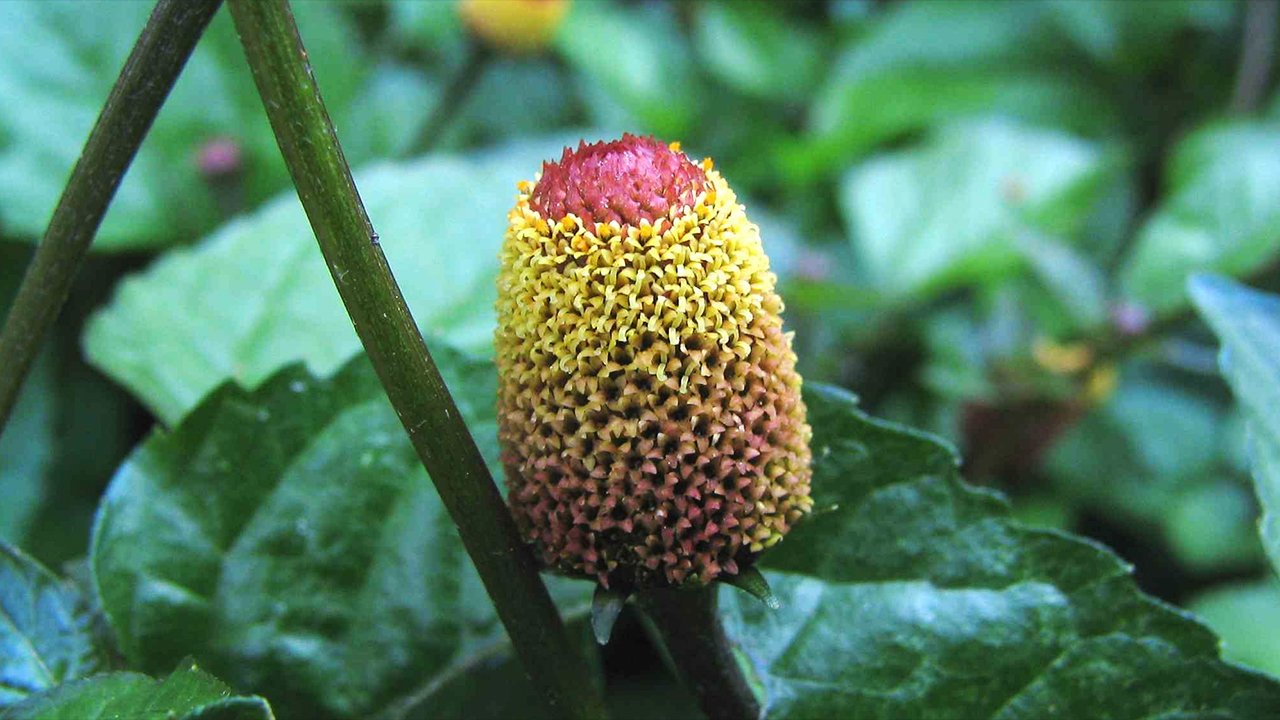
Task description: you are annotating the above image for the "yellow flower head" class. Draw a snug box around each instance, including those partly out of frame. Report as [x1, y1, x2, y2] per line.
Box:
[458, 0, 569, 55]
[496, 134, 812, 590]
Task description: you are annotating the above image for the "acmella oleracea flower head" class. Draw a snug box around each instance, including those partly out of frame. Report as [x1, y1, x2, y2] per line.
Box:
[496, 134, 812, 591]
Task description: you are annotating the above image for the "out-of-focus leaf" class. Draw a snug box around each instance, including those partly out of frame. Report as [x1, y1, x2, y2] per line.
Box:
[0, 350, 52, 545]
[840, 119, 1111, 300]
[1166, 478, 1264, 572]
[692, 2, 823, 102]
[556, 1, 701, 138]
[0, 543, 110, 708]
[1046, 364, 1224, 523]
[90, 350, 594, 720]
[0, 3, 402, 249]
[1188, 578, 1280, 678]
[1016, 232, 1109, 329]
[0, 248, 52, 544]
[1190, 275, 1280, 578]
[732, 384, 1280, 717]
[789, 2, 1118, 181]
[83, 132, 598, 425]
[0, 659, 272, 720]
[1044, 0, 1232, 72]
[1123, 123, 1280, 315]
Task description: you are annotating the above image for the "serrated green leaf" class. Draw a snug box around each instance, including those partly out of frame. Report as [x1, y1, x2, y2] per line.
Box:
[0, 659, 272, 720]
[90, 350, 594, 720]
[82, 132, 601, 425]
[0, 2, 397, 250]
[839, 119, 1111, 300]
[0, 543, 110, 707]
[737, 383, 1280, 717]
[1189, 275, 1280, 578]
[1122, 122, 1280, 315]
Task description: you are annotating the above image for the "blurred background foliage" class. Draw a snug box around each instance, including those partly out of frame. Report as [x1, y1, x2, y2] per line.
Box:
[3, 0, 1280, 690]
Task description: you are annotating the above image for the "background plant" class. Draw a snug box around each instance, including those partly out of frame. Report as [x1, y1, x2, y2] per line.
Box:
[4, 1, 1280, 718]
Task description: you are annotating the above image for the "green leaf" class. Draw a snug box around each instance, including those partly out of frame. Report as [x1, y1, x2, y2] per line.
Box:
[789, 2, 1118, 180]
[1189, 274, 1280, 578]
[0, 543, 110, 707]
[1122, 122, 1280, 315]
[0, 247, 51, 544]
[0, 3, 397, 250]
[0, 659, 272, 720]
[735, 383, 1280, 717]
[90, 349, 594, 720]
[839, 119, 1112, 300]
[83, 132, 599, 425]
[1188, 578, 1280, 678]
[556, 1, 701, 138]
[1043, 0, 1232, 72]
[691, 2, 823, 102]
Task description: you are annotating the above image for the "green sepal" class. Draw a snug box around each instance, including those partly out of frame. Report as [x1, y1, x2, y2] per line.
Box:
[591, 585, 629, 645]
[723, 566, 781, 610]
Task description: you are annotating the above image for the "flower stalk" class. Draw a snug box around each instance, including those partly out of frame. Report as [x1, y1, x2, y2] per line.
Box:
[225, 1, 607, 718]
[0, 0, 222, 439]
[637, 586, 764, 720]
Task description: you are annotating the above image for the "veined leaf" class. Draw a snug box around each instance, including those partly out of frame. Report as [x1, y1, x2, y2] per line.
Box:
[732, 384, 1280, 717]
[90, 349, 594, 720]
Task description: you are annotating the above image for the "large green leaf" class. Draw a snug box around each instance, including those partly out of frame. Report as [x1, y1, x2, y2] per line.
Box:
[0, 544, 110, 707]
[90, 349, 594, 720]
[82, 132, 594, 425]
[0, 659, 272, 720]
[1189, 275, 1280, 578]
[729, 383, 1280, 717]
[0, 2, 401, 250]
[1122, 122, 1280, 315]
[839, 119, 1112, 301]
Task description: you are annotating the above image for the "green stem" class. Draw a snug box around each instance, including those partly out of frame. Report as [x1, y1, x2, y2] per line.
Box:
[0, 0, 222, 438]
[638, 586, 764, 720]
[225, 2, 607, 719]
[404, 40, 493, 157]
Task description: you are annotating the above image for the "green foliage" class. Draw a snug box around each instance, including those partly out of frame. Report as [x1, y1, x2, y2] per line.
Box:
[1124, 124, 1280, 315]
[1, 659, 273, 720]
[6, 0, 1280, 716]
[1190, 275, 1280, 578]
[0, 544, 110, 707]
[839, 119, 1115, 300]
[0, 3, 398, 249]
[742, 385, 1280, 717]
[89, 351, 591, 720]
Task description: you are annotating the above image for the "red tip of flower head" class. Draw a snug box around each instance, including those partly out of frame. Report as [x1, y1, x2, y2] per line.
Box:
[529, 133, 708, 227]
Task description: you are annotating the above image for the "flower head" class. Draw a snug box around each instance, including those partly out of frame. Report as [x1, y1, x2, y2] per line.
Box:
[458, 0, 569, 55]
[496, 134, 812, 590]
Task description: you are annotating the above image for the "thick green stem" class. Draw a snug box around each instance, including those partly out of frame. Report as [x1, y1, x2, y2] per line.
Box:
[638, 586, 764, 720]
[404, 40, 493, 157]
[225, 2, 606, 718]
[0, 0, 222, 439]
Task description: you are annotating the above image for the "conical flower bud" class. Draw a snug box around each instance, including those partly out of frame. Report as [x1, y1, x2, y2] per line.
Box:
[496, 134, 812, 590]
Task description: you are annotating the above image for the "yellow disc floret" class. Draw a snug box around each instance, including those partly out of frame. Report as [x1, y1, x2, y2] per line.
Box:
[496, 136, 812, 590]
